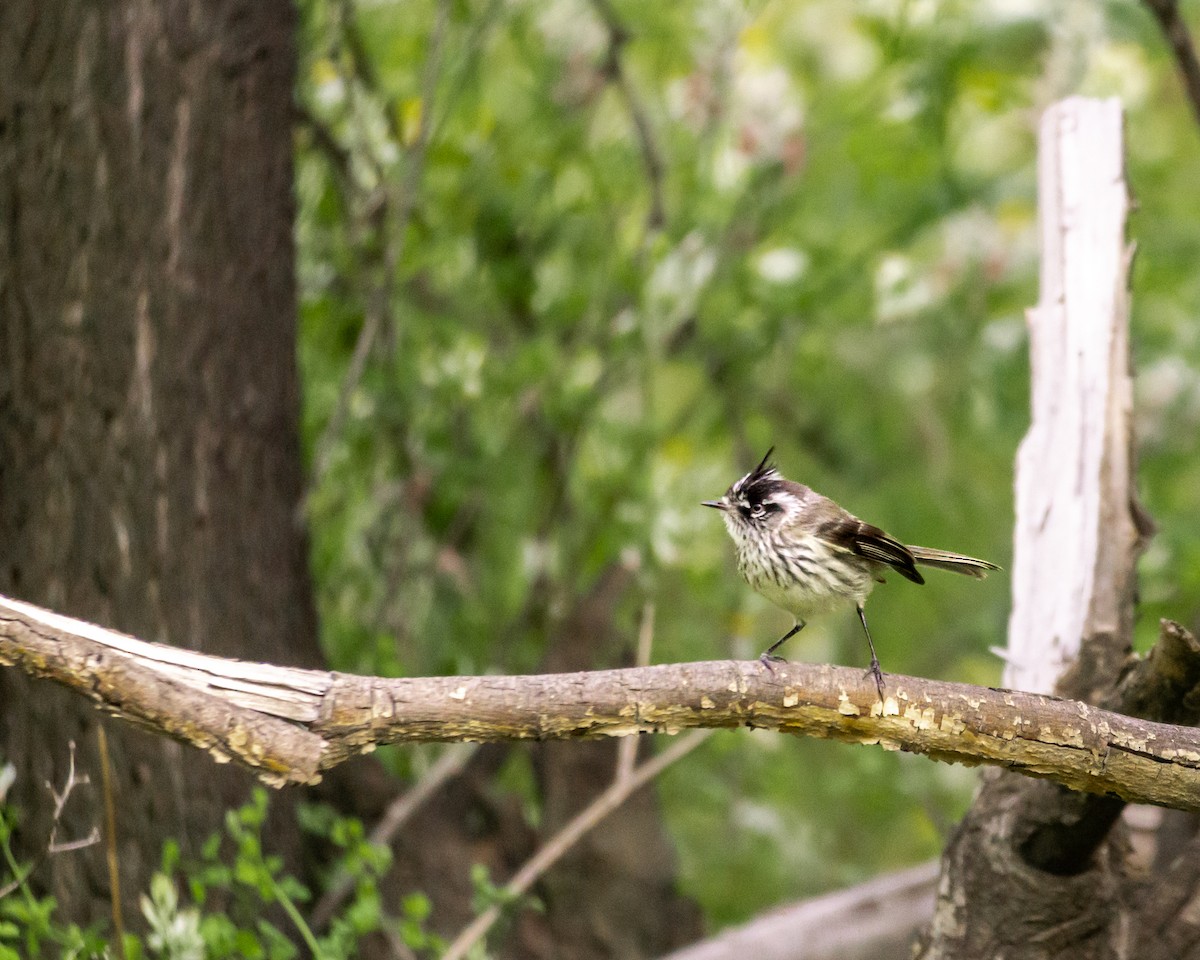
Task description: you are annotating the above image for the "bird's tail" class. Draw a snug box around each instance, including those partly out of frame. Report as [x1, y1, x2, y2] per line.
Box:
[908, 546, 998, 579]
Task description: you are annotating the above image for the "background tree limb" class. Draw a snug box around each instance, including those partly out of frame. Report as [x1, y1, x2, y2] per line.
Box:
[661, 861, 939, 960]
[1143, 0, 1200, 132]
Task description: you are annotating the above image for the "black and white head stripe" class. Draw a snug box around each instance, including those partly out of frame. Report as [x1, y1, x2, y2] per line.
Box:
[730, 447, 781, 501]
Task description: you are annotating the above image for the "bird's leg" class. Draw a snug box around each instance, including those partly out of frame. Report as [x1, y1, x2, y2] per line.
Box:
[760, 620, 805, 671]
[856, 603, 886, 700]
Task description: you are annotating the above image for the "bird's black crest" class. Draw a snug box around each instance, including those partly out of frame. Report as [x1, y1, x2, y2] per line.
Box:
[747, 447, 776, 485]
[730, 447, 781, 502]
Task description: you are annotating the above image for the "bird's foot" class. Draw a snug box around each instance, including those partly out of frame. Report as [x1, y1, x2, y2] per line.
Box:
[864, 659, 886, 701]
[759, 653, 787, 673]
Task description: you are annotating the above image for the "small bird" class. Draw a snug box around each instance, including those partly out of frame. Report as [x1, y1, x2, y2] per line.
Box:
[704, 448, 997, 695]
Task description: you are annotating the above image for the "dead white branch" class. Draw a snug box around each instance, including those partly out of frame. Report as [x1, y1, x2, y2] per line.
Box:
[660, 861, 939, 960]
[1005, 96, 1147, 694]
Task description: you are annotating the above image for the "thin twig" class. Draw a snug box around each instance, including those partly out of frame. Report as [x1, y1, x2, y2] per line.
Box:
[1143, 0, 1200, 132]
[617, 602, 655, 781]
[635, 600, 655, 669]
[338, 0, 404, 147]
[294, 101, 354, 189]
[44, 742, 99, 854]
[311, 743, 479, 929]
[441, 730, 711, 960]
[588, 0, 667, 231]
[97, 726, 127, 959]
[309, 0, 451, 489]
[379, 925, 421, 960]
[0, 742, 99, 900]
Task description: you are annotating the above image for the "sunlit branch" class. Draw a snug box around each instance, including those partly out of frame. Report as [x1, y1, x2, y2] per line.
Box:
[3, 594, 1200, 812]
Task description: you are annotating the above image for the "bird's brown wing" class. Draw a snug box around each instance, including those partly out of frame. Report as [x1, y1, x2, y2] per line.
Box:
[820, 518, 925, 585]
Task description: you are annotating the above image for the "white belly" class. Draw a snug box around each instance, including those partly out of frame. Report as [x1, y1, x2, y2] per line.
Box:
[737, 533, 876, 619]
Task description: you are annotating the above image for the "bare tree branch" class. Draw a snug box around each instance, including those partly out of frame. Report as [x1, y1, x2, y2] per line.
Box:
[589, 0, 667, 231]
[1014, 618, 1200, 874]
[3, 594, 1200, 810]
[919, 96, 1152, 960]
[441, 730, 712, 960]
[0, 596, 328, 786]
[1143, 0, 1200, 132]
[0, 742, 98, 899]
[662, 860, 939, 960]
[309, 0, 452, 489]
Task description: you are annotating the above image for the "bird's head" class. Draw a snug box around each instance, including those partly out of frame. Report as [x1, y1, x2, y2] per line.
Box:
[703, 448, 799, 539]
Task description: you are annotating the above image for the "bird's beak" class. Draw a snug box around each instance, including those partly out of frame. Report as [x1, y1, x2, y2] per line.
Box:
[702, 499, 727, 511]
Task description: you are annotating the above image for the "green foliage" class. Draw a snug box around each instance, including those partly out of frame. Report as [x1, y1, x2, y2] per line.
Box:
[468, 862, 540, 920]
[0, 802, 109, 959]
[294, 0, 1200, 927]
[0, 790, 419, 959]
[179, 789, 314, 958]
[159, 788, 411, 959]
[142, 873, 204, 960]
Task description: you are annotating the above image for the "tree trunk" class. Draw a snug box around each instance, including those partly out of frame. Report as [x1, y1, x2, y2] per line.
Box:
[916, 96, 1160, 960]
[0, 5, 703, 952]
[0, 0, 319, 926]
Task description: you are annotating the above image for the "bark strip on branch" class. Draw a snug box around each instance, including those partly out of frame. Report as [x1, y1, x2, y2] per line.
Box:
[3, 593, 1200, 808]
[0, 596, 328, 786]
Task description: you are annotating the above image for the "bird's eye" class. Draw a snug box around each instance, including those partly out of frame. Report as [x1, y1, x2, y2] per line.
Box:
[750, 503, 766, 518]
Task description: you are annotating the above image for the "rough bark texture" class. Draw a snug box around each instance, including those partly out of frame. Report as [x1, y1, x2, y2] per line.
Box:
[1130, 825, 1200, 959]
[5, 595, 1200, 811]
[917, 97, 1161, 960]
[0, 0, 319, 925]
[925, 771, 1131, 960]
[0, 9, 705, 952]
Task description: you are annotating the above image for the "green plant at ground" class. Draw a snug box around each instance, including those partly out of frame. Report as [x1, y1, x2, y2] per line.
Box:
[0, 799, 110, 959]
[0, 786, 432, 960]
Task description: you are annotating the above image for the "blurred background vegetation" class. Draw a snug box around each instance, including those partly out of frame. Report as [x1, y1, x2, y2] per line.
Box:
[292, 0, 1200, 928]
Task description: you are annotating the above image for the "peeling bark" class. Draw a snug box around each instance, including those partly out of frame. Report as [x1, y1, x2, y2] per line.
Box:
[3, 595, 1200, 811]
